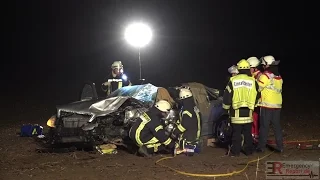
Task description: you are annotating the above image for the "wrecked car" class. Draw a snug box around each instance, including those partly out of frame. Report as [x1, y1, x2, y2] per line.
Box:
[46, 82, 178, 149]
[45, 82, 231, 150]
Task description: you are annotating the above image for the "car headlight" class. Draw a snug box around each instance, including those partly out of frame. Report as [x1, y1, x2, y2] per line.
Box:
[47, 115, 56, 128]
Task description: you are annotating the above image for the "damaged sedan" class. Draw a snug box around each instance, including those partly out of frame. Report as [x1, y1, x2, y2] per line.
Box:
[45, 82, 230, 151]
[46, 83, 160, 147]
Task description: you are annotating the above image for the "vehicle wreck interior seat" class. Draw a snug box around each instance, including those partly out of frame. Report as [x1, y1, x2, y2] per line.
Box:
[79, 82, 99, 101]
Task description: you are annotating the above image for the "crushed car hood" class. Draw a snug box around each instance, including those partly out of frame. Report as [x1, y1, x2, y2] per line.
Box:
[56, 97, 130, 120]
[56, 83, 159, 122]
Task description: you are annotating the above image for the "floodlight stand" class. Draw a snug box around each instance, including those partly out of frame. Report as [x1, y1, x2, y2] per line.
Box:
[138, 47, 145, 84]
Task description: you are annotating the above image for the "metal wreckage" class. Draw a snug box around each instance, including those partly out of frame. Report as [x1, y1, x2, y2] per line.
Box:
[43, 82, 230, 153]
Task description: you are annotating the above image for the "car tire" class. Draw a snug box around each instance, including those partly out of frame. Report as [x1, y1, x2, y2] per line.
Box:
[214, 115, 231, 146]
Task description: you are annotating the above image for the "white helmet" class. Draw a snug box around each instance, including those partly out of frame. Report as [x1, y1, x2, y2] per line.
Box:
[155, 100, 171, 113]
[111, 61, 123, 69]
[247, 57, 260, 67]
[179, 88, 192, 100]
[228, 65, 239, 74]
[261, 55, 280, 65]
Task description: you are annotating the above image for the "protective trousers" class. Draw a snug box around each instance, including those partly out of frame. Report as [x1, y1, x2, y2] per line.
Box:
[251, 107, 260, 140]
[231, 123, 253, 155]
[257, 107, 283, 151]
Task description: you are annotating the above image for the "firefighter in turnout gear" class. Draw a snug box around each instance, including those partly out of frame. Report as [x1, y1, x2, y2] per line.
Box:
[256, 55, 283, 153]
[247, 56, 262, 142]
[172, 88, 202, 151]
[129, 100, 177, 157]
[102, 61, 132, 95]
[223, 59, 260, 156]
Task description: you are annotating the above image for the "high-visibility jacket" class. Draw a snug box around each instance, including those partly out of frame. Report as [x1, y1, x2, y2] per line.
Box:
[104, 73, 132, 95]
[222, 74, 259, 124]
[257, 71, 283, 108]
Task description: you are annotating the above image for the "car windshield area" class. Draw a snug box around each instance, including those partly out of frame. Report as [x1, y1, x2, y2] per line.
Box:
[107, 83, 159, 107]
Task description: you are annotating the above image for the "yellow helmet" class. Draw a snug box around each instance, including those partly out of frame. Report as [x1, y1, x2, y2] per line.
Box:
[237, 59, 250, 70]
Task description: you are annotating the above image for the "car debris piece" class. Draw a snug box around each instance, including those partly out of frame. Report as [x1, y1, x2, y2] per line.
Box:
[95, 144, 117, 154]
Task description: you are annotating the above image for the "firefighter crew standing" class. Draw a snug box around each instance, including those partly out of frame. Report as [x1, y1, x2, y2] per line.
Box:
[247, 57, 263, 141]
[222, 59, 260, 156]
[256, 55, 283, 153]
[171, 88, 202, 150]
[129, 100, 177, 157]
[102, 61, 132, 95]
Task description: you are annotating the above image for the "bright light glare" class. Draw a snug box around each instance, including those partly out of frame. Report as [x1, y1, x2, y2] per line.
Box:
[124, 23, 152, 48]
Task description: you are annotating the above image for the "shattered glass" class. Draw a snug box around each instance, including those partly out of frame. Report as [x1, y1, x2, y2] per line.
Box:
[108, 83, 158, 107]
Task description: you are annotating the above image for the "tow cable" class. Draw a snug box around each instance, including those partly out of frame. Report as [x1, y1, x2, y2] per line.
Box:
[155, 139, 320, 178]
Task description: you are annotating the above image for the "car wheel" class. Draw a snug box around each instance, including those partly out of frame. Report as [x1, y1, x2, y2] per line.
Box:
[215, 116, 231, 144]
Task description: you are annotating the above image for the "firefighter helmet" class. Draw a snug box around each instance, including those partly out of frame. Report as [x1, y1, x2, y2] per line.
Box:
[228, 65, 239, 74]
[111, 61, 123, 69]
[237, 59, 250, 69]
[247, 57, 260, 67]
[179, 88, 192, 99]
[155, 100, 171, 113]
[261, 55, 280, 65]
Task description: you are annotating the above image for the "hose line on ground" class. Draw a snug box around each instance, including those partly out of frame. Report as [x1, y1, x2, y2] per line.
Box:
[155, 151, 274, 178]
[267, 139, 320, 145]
[155, 139, 320, 177]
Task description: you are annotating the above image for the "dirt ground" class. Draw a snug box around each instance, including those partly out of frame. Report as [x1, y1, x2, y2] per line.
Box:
[1, 102, 320, 180]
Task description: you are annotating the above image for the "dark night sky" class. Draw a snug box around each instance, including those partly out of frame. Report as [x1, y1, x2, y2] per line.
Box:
[7, 0, 317, 106]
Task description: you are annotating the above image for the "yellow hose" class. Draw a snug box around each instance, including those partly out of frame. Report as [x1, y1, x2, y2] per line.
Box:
[155, 139, 320, 177]
[155, 151, 274, 178]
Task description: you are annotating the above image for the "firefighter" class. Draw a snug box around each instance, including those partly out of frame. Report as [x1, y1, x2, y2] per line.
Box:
[256, 55, 283, 153]
[222, 59, 260, 156]
[171, 88, 202, 151]
[102, 61, 132, 95]
[228, 65, 239, 76]
[247, 56, 262, 142]
[129, 100, 177, 157]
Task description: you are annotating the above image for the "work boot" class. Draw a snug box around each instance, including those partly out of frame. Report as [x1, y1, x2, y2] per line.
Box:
[138, 146, 152, 157]
[255, 148, 265, 153]
[243, 151, 253, 156]
[274, 148, 284, 153]
[228, 153, 240, 157]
